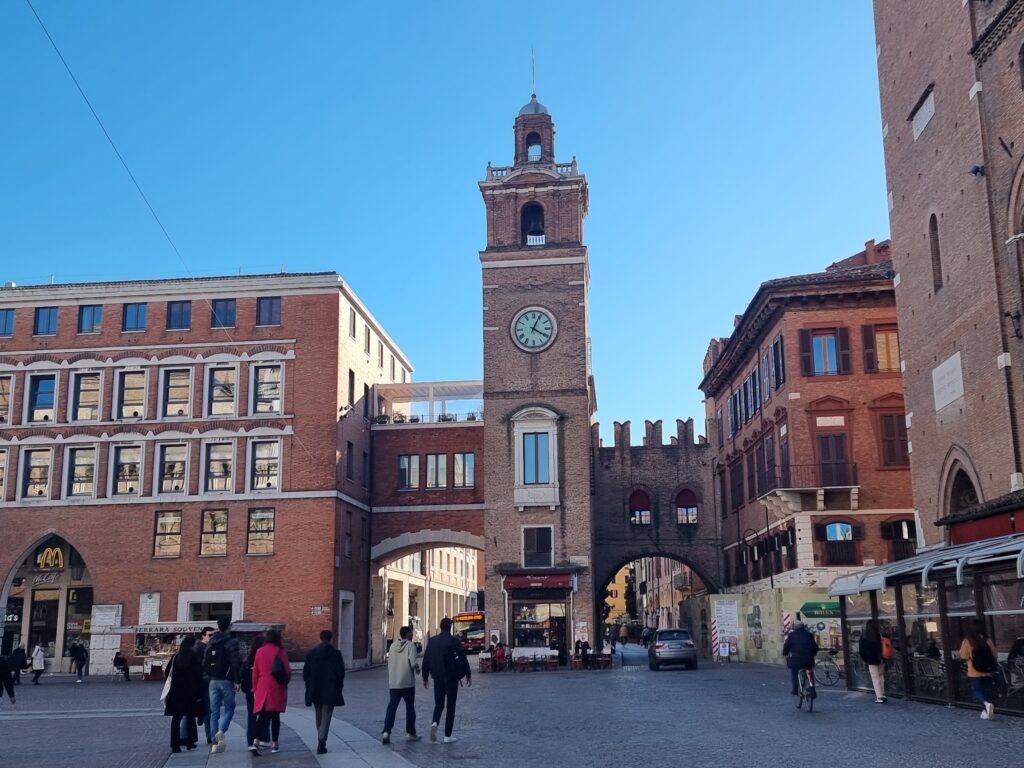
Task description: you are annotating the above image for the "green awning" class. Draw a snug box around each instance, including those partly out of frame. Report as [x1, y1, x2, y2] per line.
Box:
[799, 601, 840, 618]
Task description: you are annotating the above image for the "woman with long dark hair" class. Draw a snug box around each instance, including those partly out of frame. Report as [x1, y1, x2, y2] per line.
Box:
[959, 619, 998, 720]
[250, 629, 291, 755]
[164, 636, 203, 752]
[242, 636, 270, 748]
[859, 620, 886, 703]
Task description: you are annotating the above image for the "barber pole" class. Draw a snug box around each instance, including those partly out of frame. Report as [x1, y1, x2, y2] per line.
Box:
[710, 618, 719, 655]
[782, 612, 793, 635]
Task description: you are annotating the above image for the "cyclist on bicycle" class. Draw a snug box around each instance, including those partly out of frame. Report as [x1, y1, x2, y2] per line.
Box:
[783, 621, 819, 695]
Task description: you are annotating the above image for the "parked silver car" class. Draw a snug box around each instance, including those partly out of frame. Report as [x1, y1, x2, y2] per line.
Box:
[647, 628, 698, 670]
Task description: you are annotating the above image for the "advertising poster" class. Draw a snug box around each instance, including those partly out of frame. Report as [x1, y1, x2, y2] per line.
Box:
[714, 599, 740, 655]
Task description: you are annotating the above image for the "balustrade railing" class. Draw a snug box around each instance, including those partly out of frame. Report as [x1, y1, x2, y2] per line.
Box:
[759, 463, 858, 493]
[374, 411, 483, 426]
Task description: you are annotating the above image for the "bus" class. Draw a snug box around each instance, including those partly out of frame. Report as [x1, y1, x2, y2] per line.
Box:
[452, 611, 486, 653]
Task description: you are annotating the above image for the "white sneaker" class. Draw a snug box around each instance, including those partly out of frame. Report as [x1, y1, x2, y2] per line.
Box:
[214, 730, 224, 745]
[980, 710, 990, 720]
[381, 732, 390, 745]
[429, 723, 438, 742]
[443, 736, 457, 744]
[985, 702, 995, 720]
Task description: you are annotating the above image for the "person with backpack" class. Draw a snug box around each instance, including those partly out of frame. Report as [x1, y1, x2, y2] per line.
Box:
[382, 625, 420, 745]
[250, 629, 291, 755]
[959, 619, 999, 720]
[303, 630, 346, 755]
[421, 617, 471, 744]
[163, 636, 204, 753]
[205, 617, 242, 753]
[859, 620, 886, 703]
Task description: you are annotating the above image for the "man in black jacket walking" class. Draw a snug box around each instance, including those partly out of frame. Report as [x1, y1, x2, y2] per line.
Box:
[9, 644, 26, 686]
[303, 630, 346, 754]
[0, 656, 15, 706]
[421, 617, 471, 744]
[782, 621, 819, 695]
[205, 617, 241, 753]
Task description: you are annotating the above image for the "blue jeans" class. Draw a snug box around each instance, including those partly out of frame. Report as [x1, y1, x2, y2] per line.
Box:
[970, 676, 994, 706]
[208, 679, 237, 734]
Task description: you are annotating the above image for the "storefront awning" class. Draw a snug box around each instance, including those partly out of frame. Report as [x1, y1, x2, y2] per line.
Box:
[829, 533, 1024, 596]
[102, 620, 283, 635]
[503, 574, 573, 590]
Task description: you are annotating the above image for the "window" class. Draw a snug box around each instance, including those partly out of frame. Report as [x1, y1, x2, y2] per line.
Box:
[201, 510, 228, 556]
[0, 308, 13, 337]
[376, 341, 384, 369]
[426, 454, 446, 488]
[523, 432, 550, 484]
[28, 374, 56, 422]
[364, 326, 371, 355]
[347, 370, 355, 406]
[256, 296, 281, 326]
[345, 441, 354, 480]
[153, 511, 182, 557]
[77, 305, 102, 333]
[0, 449, 6, 495]
[67, 447, 96, 497]
[247, 508, 275, 555]
[117, 371, 146, 419]
[348, 307, 356, 338]
[798, 328, 851, 376]
[166, 300, 191, 330]
[251, 441, 279, 490]
[729, 461, 744, 511]
[207, 368, 236, 416]
[389, 355, 396, 381]
[0, 375, 9, 423]
[629, 490, 652, 525]
[771, 334, 786, 389]
[363, 384, 370, 419]
[746, 453, 756, 501]
[523, 526, 553, 567]
[252, 365, 282, 414]
[676, 489, 698, 524]
[454, 452, 475, 487]
[112, 445, 141, 495]
[401, 368, 407, 383]
[362, 451, 369, 488]
[398, 454, 419, 489]
[345, 510, 353, 557]
[205, 443, 233, 492]
[22, 448, 51, 498]
[929, 213, 943, 292]
[862, 325, 900, 373]
[715, 408, 723, 447]
[761, 353, 771, 402]
[211, 299, 236, 329]
[910, 86, 935, 141]
[521, 202, 545, 246]
[158, 444, 187, 493]
[34, 307, 58, 335]
[827, 522, 851, 540]
[155, 369, 188, 417]
[122, 303, 147, 332]
[814, 520, 861, 565]
[71, 373, 100, 421]
[880, 413, 910, 466]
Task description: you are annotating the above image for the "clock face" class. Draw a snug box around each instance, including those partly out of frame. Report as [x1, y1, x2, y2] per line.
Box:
[512, 307, 556, 352]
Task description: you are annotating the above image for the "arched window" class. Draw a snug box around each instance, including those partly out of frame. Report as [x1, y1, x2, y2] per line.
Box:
[521, 202, 545, 246]
[814, 520, 860, 566]
[929, 214, 943, 292]
[950, 469, 978, 515]
[628, 490, 652, 525]
[676, 489, 698, 524]
[526, 131, 542, 162]
[826, 522, 852, 540]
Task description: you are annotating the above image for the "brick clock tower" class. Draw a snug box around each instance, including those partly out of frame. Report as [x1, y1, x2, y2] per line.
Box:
[479, 95, 596, 660]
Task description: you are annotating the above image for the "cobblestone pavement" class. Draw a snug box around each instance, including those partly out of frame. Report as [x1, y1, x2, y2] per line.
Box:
[3, 657, 1023, 768]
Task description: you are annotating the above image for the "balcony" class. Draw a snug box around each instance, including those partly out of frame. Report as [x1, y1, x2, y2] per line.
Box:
[373, 380, 483, 429]
[526, 234, 546, 247]
[758, 463, 860, 517]
[484, 158, 579, 181]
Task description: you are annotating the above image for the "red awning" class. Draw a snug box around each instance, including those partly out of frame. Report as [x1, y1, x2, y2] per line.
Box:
[503, 574, 573, 590]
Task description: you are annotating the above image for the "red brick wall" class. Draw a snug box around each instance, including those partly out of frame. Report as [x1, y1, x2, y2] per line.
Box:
[370, 424, 484, 508]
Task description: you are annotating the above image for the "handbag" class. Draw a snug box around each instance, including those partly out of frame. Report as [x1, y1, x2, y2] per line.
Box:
[271, 654, 288, 685]
[160, 655, 175, 704]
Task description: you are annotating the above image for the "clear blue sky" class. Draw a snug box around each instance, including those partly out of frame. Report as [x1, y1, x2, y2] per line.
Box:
[1, 2, 888, 442]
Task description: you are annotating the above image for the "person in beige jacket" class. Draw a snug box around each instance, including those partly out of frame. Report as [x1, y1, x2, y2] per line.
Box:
[381, 626, 421, 744]
[959, 619, 999, 720]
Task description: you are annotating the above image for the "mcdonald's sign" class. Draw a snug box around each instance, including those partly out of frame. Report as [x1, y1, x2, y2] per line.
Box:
[37, 546, 64, 571]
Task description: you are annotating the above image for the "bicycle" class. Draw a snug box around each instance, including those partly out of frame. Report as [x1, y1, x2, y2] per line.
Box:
[796, 666, 816, 711]
[816, 650, 842, 686]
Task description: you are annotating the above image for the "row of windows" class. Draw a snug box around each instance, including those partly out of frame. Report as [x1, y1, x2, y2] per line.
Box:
[0, 439, 281, 501]
[154, 508, 277, 558]
[347, 308, 407, 383]
[797, 325, 899, 377]
[397, 452, 475, 490]
[723, 335, 785, 440]
[0, 363, 282, 425]
[627, 489, 700, 526]
[0, 297, 282, 338]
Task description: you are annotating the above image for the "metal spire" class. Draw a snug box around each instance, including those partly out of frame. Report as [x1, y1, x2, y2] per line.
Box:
[531, 48, 536, 97]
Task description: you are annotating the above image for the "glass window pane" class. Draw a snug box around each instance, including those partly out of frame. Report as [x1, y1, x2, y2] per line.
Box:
[201, 510, 228, 555]
[251, 441, 279, 489]
[206, 443, 233, 491]
[29, 375, 56, 422]
[154, 511, 182, 557]
[208, 368, 236, 416]
[113, 446, 141, 494]
[164, 370, 191, 417]
[23, 449, 50, 497]
[67, 448, 95, 496]
[160, 445, 187, 493]
[247, 508, 275, 554]
[254, 366, 282, 413]
[119, 372, 145, 418]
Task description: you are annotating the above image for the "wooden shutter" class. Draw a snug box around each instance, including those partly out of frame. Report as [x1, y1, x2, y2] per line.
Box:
[881, 414, 898, 465]
[813, 523, 828, 541]
[852, 523, 865, 541]
[837, 327, 852, 374]
[862, 325, 878, 373]
[798, 330, 813, 376]
[776, 335, 786, 386]
[880, 521, 894, 540]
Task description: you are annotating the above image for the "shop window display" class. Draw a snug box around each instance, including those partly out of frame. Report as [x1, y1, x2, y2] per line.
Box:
[513, 602, 566, 653]
[944, 577, 978, 705]
[876, 588, 905, 697]
[981, 574, 1024, 714]
[843, 592, 873, 692]
[900, 582, 946, 701]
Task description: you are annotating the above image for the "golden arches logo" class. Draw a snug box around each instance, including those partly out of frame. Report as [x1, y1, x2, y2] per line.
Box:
[37, 546, 64, 570]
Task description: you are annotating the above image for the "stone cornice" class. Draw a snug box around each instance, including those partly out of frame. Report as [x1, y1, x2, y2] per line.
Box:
[971, 0, 1023, 65]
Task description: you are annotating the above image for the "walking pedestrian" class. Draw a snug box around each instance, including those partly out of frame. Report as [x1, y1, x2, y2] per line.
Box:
[0, 655, 15, 706]
[242, 637, 270, 749]
[959, 619, 999, 720]
[164, 636, 203, 753]
[250, 629, 291, 755]
[304, 630, 346, 754]
[609, 632, 617, 654]
[184, 627, 215, 746]
[381, 625, 420, 745]
[859, 619, 887, 703]
[9, 644, 27, 686]
[113, 651, 130, 681]
[205, 617, 242, 754]
[69, 642, 88, 683]
[421, 617, 471, 744]
[619, 623, 628, 646]
[30, 643, 45, 684]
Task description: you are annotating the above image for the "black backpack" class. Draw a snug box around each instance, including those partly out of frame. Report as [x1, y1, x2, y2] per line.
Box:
[204, 639, 230, 680]
[971, 640, 998, 674]
[446, 637, 470, 681]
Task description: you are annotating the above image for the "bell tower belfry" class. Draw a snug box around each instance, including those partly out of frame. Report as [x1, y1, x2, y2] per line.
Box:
[479, 95, 596, 658]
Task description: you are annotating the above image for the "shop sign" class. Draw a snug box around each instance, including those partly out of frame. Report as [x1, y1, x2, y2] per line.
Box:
[37, 547, 64, 571]
[4, 609, 20, 623]
[66, 620, 83, 633]
[503, 574, 573, 590]
[799, 601, 840, 618]
[33, 572, 60, 586]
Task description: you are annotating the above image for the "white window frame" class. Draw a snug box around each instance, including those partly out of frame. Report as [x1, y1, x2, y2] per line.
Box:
[249, 363, 284, 416]
[246, 437, 282, 493]
[0, 373, 15, 425]
[159, 367, 194, 419]
[24, 372, 60, 425]
[19, 446, 53, 501]
[512, 407, 560, 509]
[69, 370, 103, 423]
[155, 443, 190, 496]
[0, 447, 8, 502]
[203, 364, 239, 418]
[426, 453, 447, 489]
[453, 452, 475, 488]
[202, 440, 236, 494]
[108, 442, 144, 497]
[63, 444, 98, 499]
[115, 369, 148, 420]
[398, 454, 419, 490]
[176, 589, 243, 621]
[521, 525, 554, 568]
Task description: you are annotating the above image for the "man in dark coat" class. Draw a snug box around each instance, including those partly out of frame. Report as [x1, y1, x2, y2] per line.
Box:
[303, 630, 346, 755]
[9, 644, 27, 686]
[0, 656, 15, 706]
[421, 617, 471, 744]
[782, 621, 819, 695]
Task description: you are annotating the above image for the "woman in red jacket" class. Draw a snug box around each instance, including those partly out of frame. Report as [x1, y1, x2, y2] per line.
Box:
[249, 629, 291, 755]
